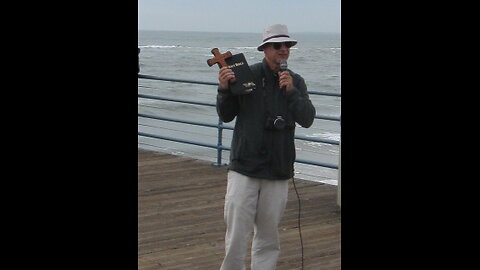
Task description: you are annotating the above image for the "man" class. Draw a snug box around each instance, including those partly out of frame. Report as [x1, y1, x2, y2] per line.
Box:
[216, 24, 316, 270]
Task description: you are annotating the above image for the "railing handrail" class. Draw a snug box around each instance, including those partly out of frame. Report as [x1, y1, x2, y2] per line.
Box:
[138, 92, 340, 122]
[138, 73, 341, 97]
[138, 74, 340, 169]
[138, 74, 219, 86]
[138, 113, 339, 145]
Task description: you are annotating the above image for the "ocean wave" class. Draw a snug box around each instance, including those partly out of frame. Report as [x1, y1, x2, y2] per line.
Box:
[315, 47, 341, 50]
[228, 46, 257, 50]
[303, 141, 339, 152]
[139, 45, 192, 49]
[306, 131, 340, 141]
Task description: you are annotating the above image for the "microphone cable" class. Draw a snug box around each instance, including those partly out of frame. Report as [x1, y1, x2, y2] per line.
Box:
[292, 178, 304, 270]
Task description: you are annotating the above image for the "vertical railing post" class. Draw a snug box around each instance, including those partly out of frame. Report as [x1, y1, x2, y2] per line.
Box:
[213, 118, 224, 167]
[337, 140, 341, 207]
[337, 116, 341, 207]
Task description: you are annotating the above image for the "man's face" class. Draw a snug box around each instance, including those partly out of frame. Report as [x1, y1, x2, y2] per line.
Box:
[263, 42, 290, 67]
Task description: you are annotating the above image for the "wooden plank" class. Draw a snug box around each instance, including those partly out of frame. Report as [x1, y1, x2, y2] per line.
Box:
[138, 149, 341, 269]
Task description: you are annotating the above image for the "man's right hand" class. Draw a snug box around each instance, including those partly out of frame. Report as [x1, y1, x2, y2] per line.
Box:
[218, 67, 236, 90]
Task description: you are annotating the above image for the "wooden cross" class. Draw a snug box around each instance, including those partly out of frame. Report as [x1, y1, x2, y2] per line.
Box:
[207, 48, 236, 83]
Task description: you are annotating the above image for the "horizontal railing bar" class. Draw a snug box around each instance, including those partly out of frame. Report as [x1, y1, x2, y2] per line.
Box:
[139, 113, 338, 145]
[138, 132, 230, 150]
[139, 113, 217, 128]
[139, 93, 340, 122]
[138, 113, 234, 130]
[138, 132, 337, 169]
[307, 90, 341, 97]
[138, 93, 216, 107]
[138, 73, 340, 97]
[139, 112, 338, 144]
[295, 158, 338, 169]
[138, 74, 219, 86]
[295, 134, 340, 145]
[315, 114, 340, 121]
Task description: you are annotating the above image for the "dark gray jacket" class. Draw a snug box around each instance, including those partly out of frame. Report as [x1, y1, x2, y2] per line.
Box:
[216, 59, 316, 180]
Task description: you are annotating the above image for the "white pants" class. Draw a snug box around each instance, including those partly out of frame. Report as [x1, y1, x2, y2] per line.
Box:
[220, 171, 290, 270]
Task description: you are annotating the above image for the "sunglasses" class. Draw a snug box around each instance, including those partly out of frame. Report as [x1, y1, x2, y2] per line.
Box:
[271, 42, 295, 50]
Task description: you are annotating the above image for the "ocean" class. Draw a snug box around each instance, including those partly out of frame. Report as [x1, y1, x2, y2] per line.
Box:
[138, 30, 341, 185]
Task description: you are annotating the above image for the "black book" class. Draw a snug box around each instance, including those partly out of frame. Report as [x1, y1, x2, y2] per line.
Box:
[225, 53, 256, 95]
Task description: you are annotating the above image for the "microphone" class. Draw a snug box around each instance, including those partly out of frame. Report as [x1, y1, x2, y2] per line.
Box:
[279, 60, 288, 92]
[279, 60, 288, 72]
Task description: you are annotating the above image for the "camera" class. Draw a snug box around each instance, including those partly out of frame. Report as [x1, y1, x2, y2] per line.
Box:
[265, 115, 286, 130]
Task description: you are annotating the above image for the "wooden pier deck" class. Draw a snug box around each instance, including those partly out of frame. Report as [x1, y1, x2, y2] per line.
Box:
[138, 149, 341, 270]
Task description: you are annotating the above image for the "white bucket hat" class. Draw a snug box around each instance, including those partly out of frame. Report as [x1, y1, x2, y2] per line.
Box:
[257, 24, 298, 51]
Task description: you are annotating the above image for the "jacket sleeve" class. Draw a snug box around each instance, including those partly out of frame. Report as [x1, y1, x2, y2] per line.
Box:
[286, 75, 316, 128]
[216, 87, 239, 123]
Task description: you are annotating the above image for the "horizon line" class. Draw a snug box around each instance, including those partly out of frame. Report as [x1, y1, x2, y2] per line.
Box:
[138, 29, 341, 35]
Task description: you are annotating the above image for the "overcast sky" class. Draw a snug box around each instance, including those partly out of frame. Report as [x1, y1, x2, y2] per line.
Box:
[138, 0, 341, 33]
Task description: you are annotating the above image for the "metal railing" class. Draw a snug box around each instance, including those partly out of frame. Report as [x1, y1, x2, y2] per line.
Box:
[138, 73, 340, 169]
